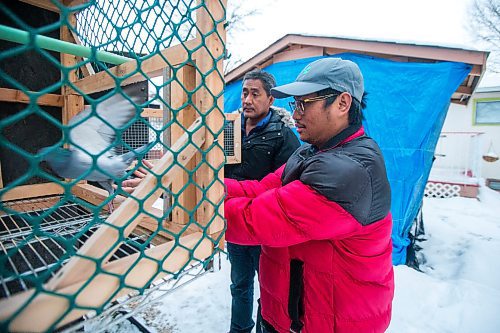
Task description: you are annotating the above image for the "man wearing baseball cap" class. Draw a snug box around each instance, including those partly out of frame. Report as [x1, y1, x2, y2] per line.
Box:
[224, 57, 394, 332]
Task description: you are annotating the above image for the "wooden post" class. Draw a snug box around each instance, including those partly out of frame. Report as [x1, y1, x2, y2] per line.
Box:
[194, 0, 226, 237]
[171, 64, 198, 224]
[60, 12, 85, 191]
[60, 13, 84, 131]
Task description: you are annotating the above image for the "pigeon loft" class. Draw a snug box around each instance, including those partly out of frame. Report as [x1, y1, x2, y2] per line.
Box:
[0, 1, 231, 332]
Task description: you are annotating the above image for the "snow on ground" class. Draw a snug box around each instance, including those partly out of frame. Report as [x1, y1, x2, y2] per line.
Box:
[107, 185, 500, 333]
[388, 185, 500, 333]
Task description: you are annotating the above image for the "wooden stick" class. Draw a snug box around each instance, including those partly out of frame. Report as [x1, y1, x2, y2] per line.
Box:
[45, 117, 205, 291]
[0, 87, 63, 107]
[1, 182, 64, 201]
[71, 183, 126, 212]
[0, 232, 212, 332]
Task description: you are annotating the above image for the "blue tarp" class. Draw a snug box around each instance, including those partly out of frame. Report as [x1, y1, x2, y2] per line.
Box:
[224, 53, 471, 265]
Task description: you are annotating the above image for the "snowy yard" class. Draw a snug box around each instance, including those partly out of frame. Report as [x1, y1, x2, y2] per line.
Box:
[109, 185, 500, 333]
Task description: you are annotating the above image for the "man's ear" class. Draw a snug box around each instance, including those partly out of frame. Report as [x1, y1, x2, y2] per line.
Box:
[338, 92, 352, 114]
[269, 95, 275, 105]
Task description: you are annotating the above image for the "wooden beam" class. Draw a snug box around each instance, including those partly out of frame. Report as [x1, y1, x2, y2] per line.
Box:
[62, 93, 84, 124]
[272, 46, 323, 64]
[45, 117, 205, 291]
[141, 108, 163, 118]
[456, 85, 473, 95]
[71, 183, 126, 212]
[19, 0, 60, 12]
[0, 232, 212, 332]
[0, 87, 63, 107]
[470, 64, 483, 76]
[72, 185, 199, 238]
[193, 0, 226, 237]
[138, 210, 201, 241]
[171, 65, 197, 224]
[60, 13, 85, 154]
[0, 161, 3, 188]
[0, 182, 64, 202]
[69, 38, 200, 95]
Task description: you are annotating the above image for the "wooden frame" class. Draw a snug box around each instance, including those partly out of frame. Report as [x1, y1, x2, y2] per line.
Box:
[225, 112, 242, 164]
[0, 0, 227, 331]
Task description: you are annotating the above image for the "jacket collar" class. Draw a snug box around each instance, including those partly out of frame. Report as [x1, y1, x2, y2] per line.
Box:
[242, 108, 273, 138]
[318, 123, 364, 152]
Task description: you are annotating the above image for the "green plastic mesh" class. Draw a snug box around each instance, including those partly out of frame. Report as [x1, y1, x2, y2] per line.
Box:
[0, 0, 226, 331]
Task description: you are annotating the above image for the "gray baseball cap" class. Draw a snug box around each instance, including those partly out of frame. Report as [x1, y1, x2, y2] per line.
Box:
[271, 57, 364, 102]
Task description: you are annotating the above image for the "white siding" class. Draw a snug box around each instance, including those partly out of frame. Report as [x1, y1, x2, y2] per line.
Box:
[440, 90, 500, 181]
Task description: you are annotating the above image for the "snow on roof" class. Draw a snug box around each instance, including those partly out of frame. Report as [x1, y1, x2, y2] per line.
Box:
[476, 85, 500, 93]
[292, 32, 485, 53]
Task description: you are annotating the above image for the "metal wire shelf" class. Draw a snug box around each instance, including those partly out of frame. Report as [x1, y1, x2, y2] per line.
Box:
[0, 195, 150, 299]
[0, 194, 218, 332]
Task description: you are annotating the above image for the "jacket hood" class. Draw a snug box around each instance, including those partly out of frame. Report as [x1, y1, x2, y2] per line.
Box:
[234, 106, 295, 128]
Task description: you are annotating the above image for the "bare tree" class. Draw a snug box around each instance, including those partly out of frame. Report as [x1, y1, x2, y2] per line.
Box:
[469, 0, 500, 72]
[224, 1, 261, 74]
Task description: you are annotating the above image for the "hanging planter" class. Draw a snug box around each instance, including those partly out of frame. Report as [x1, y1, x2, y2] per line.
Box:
[482, 141, 499, 163]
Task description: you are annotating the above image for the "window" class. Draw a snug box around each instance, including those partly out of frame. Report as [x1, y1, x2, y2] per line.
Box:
[473, 98, 500, 125]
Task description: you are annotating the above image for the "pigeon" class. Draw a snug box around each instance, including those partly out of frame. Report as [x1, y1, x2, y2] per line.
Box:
[39, 84, 151, 211]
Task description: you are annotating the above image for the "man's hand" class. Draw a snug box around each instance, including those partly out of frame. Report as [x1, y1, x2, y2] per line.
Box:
[117, 159, 155, 194]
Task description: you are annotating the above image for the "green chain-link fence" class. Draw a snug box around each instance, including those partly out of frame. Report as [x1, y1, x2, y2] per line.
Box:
[0, 0, 226, 331]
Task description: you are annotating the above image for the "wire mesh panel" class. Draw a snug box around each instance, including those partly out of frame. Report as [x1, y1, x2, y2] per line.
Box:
[146, 116, 165, 159]
[0, 0, 226, 331]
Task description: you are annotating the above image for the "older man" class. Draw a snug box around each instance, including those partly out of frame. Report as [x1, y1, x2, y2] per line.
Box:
[224, 58, 394, 333]
[225, 69, 300, 333]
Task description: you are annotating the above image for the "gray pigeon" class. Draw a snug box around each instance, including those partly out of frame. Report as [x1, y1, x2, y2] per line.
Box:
[39, 84, 150, 210]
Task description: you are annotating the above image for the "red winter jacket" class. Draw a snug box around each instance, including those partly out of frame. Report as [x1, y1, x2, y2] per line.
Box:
[225, 125, 394, 333]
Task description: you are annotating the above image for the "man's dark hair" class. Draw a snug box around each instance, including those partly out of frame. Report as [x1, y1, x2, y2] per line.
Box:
[318, 88, 367, 125]
[243, 69, 276, 96]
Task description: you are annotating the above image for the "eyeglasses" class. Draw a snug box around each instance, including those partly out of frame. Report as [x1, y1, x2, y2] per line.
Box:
[288, 93, 338, 116]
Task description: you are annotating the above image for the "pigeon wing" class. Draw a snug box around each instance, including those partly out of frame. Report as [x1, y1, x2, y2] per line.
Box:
[68, 85, 143, 156]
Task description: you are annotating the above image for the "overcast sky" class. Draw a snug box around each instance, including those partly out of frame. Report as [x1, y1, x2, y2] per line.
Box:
[227, 0, 500, 86]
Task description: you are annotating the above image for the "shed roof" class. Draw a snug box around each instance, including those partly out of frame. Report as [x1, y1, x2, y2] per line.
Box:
[226, 34, 489, 105]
